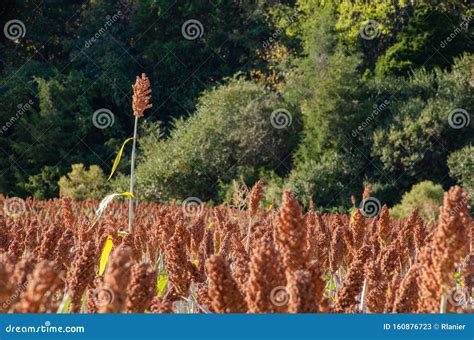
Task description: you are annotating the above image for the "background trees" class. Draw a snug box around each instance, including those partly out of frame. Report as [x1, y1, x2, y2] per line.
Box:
[0, 0, 472, 211]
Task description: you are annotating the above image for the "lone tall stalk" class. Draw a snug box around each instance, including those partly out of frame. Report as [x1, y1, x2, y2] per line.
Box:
[129, 73, 152, 233]
[128, 115, 139, 233]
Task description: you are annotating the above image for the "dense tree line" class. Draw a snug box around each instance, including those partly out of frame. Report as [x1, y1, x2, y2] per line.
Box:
[0, 0, 472, 211]
[0, 0, 276, 196]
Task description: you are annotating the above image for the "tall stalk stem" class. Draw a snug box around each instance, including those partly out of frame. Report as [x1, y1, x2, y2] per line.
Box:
[359, 278, 367, 312]
[128, 116, 139, 233]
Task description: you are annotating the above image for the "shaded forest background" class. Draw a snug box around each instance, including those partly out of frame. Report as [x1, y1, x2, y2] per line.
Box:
[0, 0, 472, 213]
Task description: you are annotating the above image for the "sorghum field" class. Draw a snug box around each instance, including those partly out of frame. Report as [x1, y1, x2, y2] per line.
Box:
[0, 184, 472, 314]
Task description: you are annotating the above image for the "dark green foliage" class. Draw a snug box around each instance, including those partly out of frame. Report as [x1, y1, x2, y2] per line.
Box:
[0, 0, 275, 197]
[0, 0, 472, 211]
[390, 181, 444, 221]
[448, 145, 474, 197]
[375, 6, 474, 76]
[133, 78, 301, 201]
[372, 55, 473, 186]
[287, 153, 361, 209]
[24, 166, 60, 199]
[58, 163, 109, 200]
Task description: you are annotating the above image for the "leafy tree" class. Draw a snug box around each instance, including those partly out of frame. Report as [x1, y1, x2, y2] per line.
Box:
[24, 166, 60, 199]
[0, 0, 279, 197]
[390, 180, 444, 221]
[58, 164, 109, 200]
[375, 5, 474, 76]
[448, 144, 474, 199]
[287, 153, 360, 209]
[133, 77, 301, 201]
[332, 0, 472, 74]
[372, 55, 473, 190]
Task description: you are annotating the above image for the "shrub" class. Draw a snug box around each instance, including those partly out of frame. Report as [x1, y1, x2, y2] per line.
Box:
[372, 55, 473, 193]
[375, 7, 472, 76]
[287, 152, 362, 210]
[448, 145, 473, 203]
[390, 180, 444, 221]
[24, 166, 60, 199]
[58, 163, 109, 200]
[135, 78, 300, 202]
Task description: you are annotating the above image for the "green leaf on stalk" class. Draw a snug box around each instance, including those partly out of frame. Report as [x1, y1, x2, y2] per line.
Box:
[156, 273, 169, 296]
[99, 235, 114, 276]
[107, 137, 134, 180]
[57, 293, 71, 314]
[95, 192, 134, 220]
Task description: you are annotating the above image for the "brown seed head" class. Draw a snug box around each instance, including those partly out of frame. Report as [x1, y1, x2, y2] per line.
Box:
[333, 245, 371, 313]
[287, 270, 317, 313]
[99, 246, 133, 313]
[392, 265, 420, 313]
[276, 191, 307, 276]
[206, 254, 247, 313]
[125, 263, 157, 313]
[132, 73, 152, 118]
[249, 180, 264, 215]
[246, 236, 285, 313]
[68, 241, 97, 312]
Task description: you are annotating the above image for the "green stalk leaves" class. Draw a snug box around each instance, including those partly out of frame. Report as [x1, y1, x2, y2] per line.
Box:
[108, 137, 134, 181]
